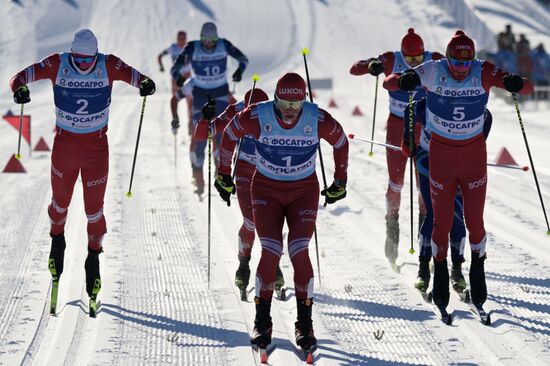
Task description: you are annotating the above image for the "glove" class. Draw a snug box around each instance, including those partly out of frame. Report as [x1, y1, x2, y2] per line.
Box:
[176, 74, 186, 87]
[321, 180, 347, 204]
[159, 64, 165, 72]
[201, 98, 217, 120]
[214, 174, 236, 206]
[398, 70, 421, 91]
[503, 74, 524, 93]
[139, 78, 156, 96]
[368, 60, 385, 76]
[232, 67, 243, 82]
[171, 117, 180, 134]
[401, 139, 416, 158]
[13, 85, 30, 104]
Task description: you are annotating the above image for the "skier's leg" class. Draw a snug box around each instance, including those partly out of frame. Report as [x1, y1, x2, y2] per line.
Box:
[415, 148, 432, 290]
[450, 188, 467, 292]
[235, 162, 256, 290]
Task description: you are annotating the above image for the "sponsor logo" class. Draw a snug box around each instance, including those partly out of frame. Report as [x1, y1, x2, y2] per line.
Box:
[63, 68, 70, 75]
[436, 86, 443, 94]
[59, 79, 66, 86]
[468, 174, 487, 190]
[442, 89, 481, 97]
[51, 165, 63, 178]
[439, 119, 481, 130]
[87, 174, 108, 187]
[66, 80, 105, 88]
[278, 88, 302, 95]
[265, 138, 314, 147]
[95, 69, 103, 78]
[456, 45, 471, 50]
[62, 111, 106, 124]
[472, 77, 479, 86]
[299, 209, 317, 216]
[304, 124, 312, 135]
[430, 177, 443, 190]
[252, 199, 267, 206]
[440, 75, 447, 83]
[264, 123, 272, 133]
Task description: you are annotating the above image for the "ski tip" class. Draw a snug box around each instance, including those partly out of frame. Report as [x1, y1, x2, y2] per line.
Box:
[306, 351, 314, 364]
[259, 348, 268, 364]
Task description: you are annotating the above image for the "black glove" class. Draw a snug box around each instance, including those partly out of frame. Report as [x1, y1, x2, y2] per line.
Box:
[201, 98, 217, 120]
[368, 60, 385, 76]
[398, 70, 421, 91]
[176, 74, 186, 87]
[214, 174, 236, 206]
[232, 67, 243, 82]
[321, 180, 347, 204]
[503, 74, 524, 93]
[13, 85, 30, 104]
[171, 117, 180, 134]
[139, 78, 156, 96]
[401, 138, 417, 157]
[159, 64, 165, 72]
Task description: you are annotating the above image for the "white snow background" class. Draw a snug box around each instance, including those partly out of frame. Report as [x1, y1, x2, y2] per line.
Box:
[0, 0, 549, 365]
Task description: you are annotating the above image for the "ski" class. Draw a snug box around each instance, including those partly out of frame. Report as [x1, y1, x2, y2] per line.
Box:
[275, 286, 287, 301]
[469, 303, 492, 325]
[252, 344, 275, 364]
[50, 279, 59, 315]
[302, 345, 317, 364]
[432, 303, 453, 325]
[239, 288, 247, 302]
[89, 297, 98, 318]
[453, 287, 471, 303]
[417, 289, 433, 303]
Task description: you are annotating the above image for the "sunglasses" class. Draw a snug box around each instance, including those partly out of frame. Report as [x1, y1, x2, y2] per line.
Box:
[404, 54, 424, 64]
[275, 96, 304, 110]
[201, 36, 218, 43]
[72, 54, 97, 69]
[448, 57, 473, 69]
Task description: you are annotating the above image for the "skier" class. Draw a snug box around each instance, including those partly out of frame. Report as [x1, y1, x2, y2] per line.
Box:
[384, 30, 533, 316]
[157, 30, 194, 136]
[9, 29, 156, 316]
[214, 73, 349, 349]
[350, 28, 441, 270]
[194, 88, 285, 299]
[403, 98, 493, 295]
[170, 22, 248, 195]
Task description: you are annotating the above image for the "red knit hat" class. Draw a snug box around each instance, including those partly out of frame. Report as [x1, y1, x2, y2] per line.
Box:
[446, 30, 475, 60]
[244, 88, 269, 107]
[275, 73, 306, 101]
[401, 28, 424, 56]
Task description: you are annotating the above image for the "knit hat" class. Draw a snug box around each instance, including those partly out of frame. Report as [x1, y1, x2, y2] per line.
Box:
[446, 30, 475, 60]
[401, 28, 424, 56]
[71, 29, 98, 56]
[200, 22, 218, 40]
[275, 73, 306, 101]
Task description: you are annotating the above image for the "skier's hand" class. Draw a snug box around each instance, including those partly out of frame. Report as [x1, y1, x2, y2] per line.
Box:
[159, 64, 165, 73]
[139, 78, 156, 96]
[398, 70, 421, 91]
[13, 85, 30, 104]
[214, 174, 236, 206]
[171, 117, 180, 135]
[368, 60, 385, 76]
[176, 74, 186, 87]
[503, 74, 524, 93]
[232, 67, 243, 82]
[321, 180, 347, 204]
[401, 139, 416, 157]
[201, 98, 217, 120]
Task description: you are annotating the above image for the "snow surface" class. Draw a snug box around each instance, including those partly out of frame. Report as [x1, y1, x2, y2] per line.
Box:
[0, 0, 549, 365]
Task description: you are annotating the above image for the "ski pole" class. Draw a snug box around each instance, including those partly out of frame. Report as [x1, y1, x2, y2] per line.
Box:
[15, 104, 24, 159]
[408, 93, 415, 254]
[487, 162, 529, 171]
[302, 47, 324, 286]
[512, 93, 550, 235]
[207, 118, 212, 288]
[232, 81, 236, 94]
[232, 73, 259, 180]
[174, 134, 177, 170]
[126, 96, 147, 197]
[348, 133, 401, 151]
[368, 75, 379, 157]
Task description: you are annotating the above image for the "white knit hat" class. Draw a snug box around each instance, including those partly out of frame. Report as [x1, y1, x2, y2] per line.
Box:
[71, 29, 98, 55]
[200, 22, 218, 40]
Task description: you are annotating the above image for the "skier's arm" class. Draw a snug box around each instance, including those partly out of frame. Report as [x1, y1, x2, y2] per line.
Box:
[195, 104, 238, 141]
[481, 60, 534, 95]
[157, 48, 169, 71]
[350, 52, 394, 76]
[9, 54, 60, 91]
[171, 43, 193, 80]
[217, 107, 260, 176]
[224, 39, 248, 73]
[431, 52, 445, 61]
[105, 54, 151, 87]
[318, 109, 348, 182]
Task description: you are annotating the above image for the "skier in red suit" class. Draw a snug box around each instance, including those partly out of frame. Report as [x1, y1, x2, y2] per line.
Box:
[214, 73, 348, 349]
[350, 28, 442, 269]
[9, 29, 155, 313]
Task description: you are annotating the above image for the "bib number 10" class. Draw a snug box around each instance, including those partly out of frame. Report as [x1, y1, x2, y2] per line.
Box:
[203, 65, 221, 76]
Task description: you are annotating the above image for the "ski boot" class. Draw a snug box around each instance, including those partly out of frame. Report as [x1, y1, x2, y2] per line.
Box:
[250, 297, 273, 348]
[85, 247, 102, 318]
[48, 233, 66, 314]
[384, 216, 399, 272]
[295, 298, 317, 349]
[414, 256, 431, 293]
[451, 261, 468, 293]
[192, 167, 205, 196]
[235, 255, 251, 301]
[469, 252, 487, 307]
[432, 259, 450, 309]
[275, 265, 286, 300]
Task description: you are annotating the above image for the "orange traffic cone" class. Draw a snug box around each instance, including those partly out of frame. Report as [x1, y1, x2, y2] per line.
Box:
[34, 137, 51, 152]
[495, 147, 517, 166]
[352, 106, 363, 116]
[3, 154, 26, 173]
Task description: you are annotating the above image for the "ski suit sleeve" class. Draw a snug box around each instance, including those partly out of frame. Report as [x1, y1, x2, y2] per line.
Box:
[224, 39, 248, 73]
[218, 106, 260, 176]
[171, 43, 193, 80]
[431, 52, 445, 61]
[105, 54, 150, 87]
[9, 54, 60, 91]
[349, 52, 395, 76]
[318, 109, 349, 182]
[480, 60, 534, 95]
[157, 48, 169, 66]
[195, 104, 239, 141]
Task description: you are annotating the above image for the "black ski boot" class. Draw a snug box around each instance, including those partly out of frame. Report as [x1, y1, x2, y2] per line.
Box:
[85, 247, 102, 317]
[469, 252, 487, 307]
[251, 297, 273, 348]
[451, 260, 468, 293]
[275, 265, 286, 299]
[414, 256, 431, 292]
[48, 233, 66, 280]
[432, 259, 450, 308]
[235, 255, 251, 300]
[384, 216, 399, 271]
[295, 298, 317, 349]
